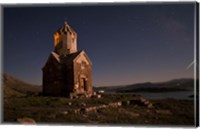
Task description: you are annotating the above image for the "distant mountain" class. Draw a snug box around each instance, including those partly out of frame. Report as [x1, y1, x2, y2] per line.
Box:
[94, 78, 194, 93]
[3, 73, 42, 97]
[3, 73, 195, 97]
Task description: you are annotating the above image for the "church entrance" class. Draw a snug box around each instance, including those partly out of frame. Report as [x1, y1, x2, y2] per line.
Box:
[80, 78, 87, 92]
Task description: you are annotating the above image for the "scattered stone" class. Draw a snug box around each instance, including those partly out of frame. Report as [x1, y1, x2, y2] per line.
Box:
[62, 111, 68, 115]
[144, 100, 150, 105]
[81, 102, 86, 107]
[88, 93, 93, 97]
[17, 117, 36, 124]
[74, 98, 152, 114]
[81, 106, 97, 112]
[129, 98, 153, 108]
[82, 114, 88, 118]
[140, 98, 146, 102]
[81, 102, 122, 113]
[85, 94, 89, 98]
[155, 109, 172, 115]
[68, 102, 72, 106]
[130, 112, 140, 117]
[96, 94, 101, 98]
[98, 90, 104, 94]
[147, 109, 151, 113]
[69, 93, 74, 99]
[122, 100, 130, 106]
[147, 103, 153, 108]
[73, 109, 80, 114]
[119, 109, 140, 117]
[75, 96, 79, 99]
[91, 106, 97, 111]
[108, 102, 122, 108]
[91, 92, 102, 99]
[93, 92, 97, 96]
[117, 101, 122, 106]
[97, 104, 107, 109]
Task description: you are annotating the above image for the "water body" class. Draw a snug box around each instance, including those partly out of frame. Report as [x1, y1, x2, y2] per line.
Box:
[127, 91, 194, 100]
[106, 90, 194, 100]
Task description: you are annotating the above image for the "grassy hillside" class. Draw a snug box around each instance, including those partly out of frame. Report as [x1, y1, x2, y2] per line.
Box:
[3, 73, 42, 97]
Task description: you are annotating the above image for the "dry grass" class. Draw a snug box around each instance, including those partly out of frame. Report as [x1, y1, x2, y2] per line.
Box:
[3, 94, 194, 126]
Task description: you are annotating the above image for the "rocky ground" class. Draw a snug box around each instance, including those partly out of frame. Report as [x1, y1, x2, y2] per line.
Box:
[3, 93, 195, 126]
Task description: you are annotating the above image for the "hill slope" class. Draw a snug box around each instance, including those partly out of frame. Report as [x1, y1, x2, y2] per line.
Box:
[94, 78, 194, 93]
[118, 78, 194, 92]
[3, 73, 42, 97]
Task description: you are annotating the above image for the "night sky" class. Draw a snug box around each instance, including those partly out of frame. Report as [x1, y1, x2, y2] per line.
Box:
[3, 3, 196, 86]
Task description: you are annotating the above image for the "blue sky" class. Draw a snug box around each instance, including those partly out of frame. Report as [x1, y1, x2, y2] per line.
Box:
[3, 3, 196, 86]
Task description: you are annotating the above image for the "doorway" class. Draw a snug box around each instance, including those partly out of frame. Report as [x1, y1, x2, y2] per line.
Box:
[80, 78, 87, 92]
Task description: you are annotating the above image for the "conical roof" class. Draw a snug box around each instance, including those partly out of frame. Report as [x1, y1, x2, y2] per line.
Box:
[56, 21, 77, 35]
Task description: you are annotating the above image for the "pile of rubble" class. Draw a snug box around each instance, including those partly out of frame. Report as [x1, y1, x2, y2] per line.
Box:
[81, 101, 122, 113]
[67, 101, 122, 114]
[65, 97, 153, 114]
[17, 117, 36, 124]
[91, 92, 102, 98]
[122, 97, 153, 108]
[69, 92, 101, 99]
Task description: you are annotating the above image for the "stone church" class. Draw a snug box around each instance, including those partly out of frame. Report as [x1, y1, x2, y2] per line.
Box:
[42, 21, 93, 97]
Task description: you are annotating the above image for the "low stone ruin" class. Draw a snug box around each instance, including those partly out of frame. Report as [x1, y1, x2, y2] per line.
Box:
[17, 117, 36, 124]
[80, 101, 122, 113]
[64, 97, 153, 115]
[155, 109, 172, 115]
[122, 97, 153, 108]
[69, 92, 102, 99]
